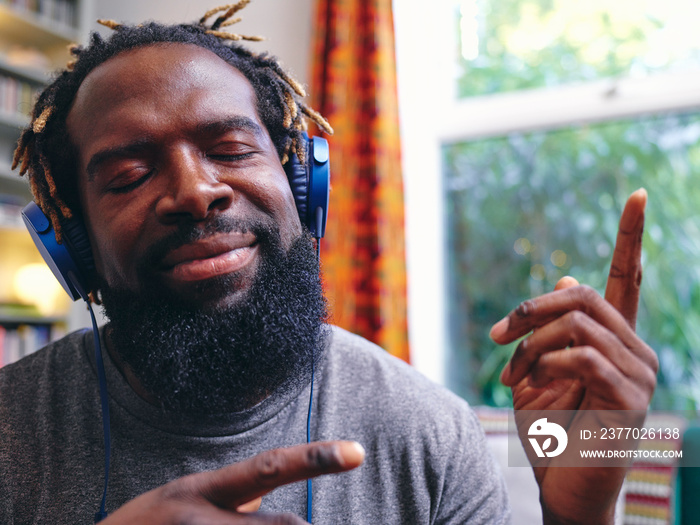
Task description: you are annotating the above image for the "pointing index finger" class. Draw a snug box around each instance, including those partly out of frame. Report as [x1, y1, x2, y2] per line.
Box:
[198, 441, 365, 510]
[604, 188, 647, 330]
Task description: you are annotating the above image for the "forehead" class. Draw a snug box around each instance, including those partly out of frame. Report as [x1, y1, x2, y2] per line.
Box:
[66, 43, 261, 149]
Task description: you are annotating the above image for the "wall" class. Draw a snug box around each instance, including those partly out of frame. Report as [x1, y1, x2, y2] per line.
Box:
[93, 0, 314, 87]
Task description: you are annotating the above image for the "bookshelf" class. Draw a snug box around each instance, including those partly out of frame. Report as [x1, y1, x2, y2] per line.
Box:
[0, 313, 67, 366]
[0, 0, 91, 365]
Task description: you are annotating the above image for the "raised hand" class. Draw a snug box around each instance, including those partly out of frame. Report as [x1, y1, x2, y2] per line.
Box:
[490, 189, 658, 524]
[101, 441, 364, 524]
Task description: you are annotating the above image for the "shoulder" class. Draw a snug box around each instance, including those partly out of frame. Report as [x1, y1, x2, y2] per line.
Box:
[0, 330, 94, 422]
[0, 328, 96, 438]
[323, 325, 471, 415]
[324, 324, 429, 384]
[0, 330, 100, 519]
[0, 329, 91, 390]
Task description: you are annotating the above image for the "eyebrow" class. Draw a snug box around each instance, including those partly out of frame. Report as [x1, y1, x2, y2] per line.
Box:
[85, 116, 265, 182]
[195, 116, 265, 138]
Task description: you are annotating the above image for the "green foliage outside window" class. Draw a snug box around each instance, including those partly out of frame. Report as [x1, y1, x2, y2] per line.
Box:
[457, 0, 700, 98]
[444, 113, 700, 410]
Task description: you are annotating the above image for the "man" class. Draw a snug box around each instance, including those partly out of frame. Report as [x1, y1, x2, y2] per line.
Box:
[1, 6, 656, 524]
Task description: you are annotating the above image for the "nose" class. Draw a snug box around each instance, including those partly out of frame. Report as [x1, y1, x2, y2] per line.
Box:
[155, 148, 234, 223]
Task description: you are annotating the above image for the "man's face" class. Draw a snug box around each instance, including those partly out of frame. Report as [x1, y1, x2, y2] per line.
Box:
[67, 43, 302, 307]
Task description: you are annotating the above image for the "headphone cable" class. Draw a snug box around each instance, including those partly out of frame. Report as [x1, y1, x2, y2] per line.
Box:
[306, 230, 323, 523]
[73, 286, 111, 524]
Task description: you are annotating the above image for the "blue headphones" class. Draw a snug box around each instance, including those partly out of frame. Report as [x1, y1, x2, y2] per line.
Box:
[22, 133, 330, 301]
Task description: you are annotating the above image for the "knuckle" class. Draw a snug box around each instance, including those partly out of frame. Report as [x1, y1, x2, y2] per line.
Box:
[608, 263, 625, 279]
[515, 299, 536, 318]
[566, 309, 586, 329]
[253, 450, 284, 486]
[576, 346, 599, 373]
[564, 310, 591, 343]
[148, 480, 204, 524]
[305, 445, 325, 468]
[637, 355, 658, 392]
[513, 338, 528, 360]
[648, 348, 660, 374]
[621, 385, 650, 411]
[573, 285, 600, 317]
[575, 284, 598, 305]
[304, 444, 342, 470]
[160, 475, 197, 502]
[641, 364, 658, 392]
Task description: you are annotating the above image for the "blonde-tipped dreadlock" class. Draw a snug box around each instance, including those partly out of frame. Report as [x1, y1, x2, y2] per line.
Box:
[12, 1, 333, 299]
[200, 1, 251, 26]
[13, 105, 75, 244]
[199, 1, 263, 40]
[96, 18, 122, 31]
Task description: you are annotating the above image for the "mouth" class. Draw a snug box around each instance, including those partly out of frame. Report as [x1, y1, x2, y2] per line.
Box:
[159, 232, 259, 283]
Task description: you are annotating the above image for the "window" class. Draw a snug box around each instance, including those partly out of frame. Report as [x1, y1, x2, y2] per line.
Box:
[394, 0, 700, 409]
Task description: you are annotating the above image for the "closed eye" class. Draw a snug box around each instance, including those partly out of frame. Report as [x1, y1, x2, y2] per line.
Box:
[207, 152, 255, 162]
[105, 168, 153, 194]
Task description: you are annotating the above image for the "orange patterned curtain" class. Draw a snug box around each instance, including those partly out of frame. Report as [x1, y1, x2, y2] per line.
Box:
[310, 0, 409, 362]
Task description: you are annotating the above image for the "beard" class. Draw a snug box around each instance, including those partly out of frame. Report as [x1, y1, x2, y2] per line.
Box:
[98, 218, 329, 415]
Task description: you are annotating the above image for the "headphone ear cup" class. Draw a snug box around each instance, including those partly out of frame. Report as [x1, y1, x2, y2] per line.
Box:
[285, 139, 310, 226]
[21, 202, 94, 301]
[307, 136, 330, 238]
[283, 133, 330, 238]
[61, 216, 96, 276]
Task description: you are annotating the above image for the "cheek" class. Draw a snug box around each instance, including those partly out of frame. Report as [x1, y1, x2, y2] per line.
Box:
[240, 169, 302, 246]
[268, 177, 303, 245]
[83, 201, 145, 287]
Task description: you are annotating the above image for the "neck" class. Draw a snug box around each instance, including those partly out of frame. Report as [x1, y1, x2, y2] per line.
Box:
[104, 326, 160, 406]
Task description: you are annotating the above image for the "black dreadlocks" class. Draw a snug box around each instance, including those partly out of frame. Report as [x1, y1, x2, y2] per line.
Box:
[12, 2, 332, 246]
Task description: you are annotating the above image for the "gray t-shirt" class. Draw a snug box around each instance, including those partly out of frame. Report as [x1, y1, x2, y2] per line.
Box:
[0, 325, 510, 524]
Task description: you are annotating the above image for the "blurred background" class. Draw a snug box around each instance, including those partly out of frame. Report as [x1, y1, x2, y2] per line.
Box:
[1, 0, 700, 411]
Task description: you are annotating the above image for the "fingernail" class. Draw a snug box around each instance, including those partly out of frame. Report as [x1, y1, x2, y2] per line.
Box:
[490, 317, 509, 341]
[633, 187, 647, 198]
[237, 497, 263, 513]
[337, 441, 365, 467]
[554, 275, 579, 291]
[632, 188, 648, 208]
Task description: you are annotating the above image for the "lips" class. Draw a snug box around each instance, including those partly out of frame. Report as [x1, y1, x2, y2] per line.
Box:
[159, 232, 259, 282]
